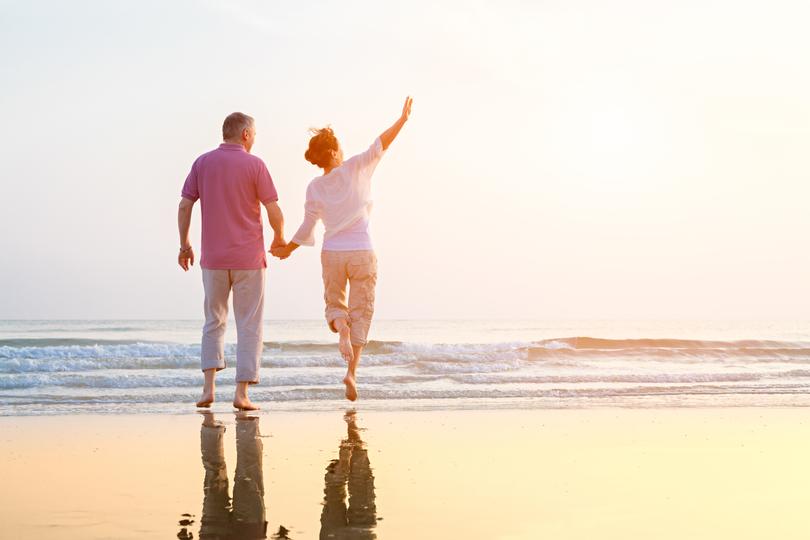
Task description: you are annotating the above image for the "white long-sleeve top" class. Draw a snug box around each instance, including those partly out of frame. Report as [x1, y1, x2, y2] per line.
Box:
[291, 137, 385, 251]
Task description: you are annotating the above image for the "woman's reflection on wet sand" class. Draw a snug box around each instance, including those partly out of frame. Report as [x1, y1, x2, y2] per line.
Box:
[320, 410, 377, 540]
[199, 412, 268, 540]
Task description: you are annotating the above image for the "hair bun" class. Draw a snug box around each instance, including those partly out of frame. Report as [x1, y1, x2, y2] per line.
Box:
[304, 126, 339, 168]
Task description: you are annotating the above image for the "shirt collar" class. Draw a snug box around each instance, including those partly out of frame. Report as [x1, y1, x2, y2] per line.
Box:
[219, 143, 247, 152]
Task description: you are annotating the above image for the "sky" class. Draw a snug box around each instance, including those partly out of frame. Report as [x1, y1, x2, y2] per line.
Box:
[0, 0, 808, 320]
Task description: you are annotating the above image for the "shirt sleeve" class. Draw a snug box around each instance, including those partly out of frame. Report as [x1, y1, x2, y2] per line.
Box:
[256, 160, 279, 204]
[180, 160, 199, 202]
[354, 137, 385, 173]
[291, 185, 321, 247]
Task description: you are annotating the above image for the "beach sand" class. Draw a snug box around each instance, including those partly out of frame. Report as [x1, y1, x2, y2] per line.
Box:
[1, 407, 809, 539]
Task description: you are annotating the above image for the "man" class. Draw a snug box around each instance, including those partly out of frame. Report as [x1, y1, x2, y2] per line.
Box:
[177, 112, 285, 411]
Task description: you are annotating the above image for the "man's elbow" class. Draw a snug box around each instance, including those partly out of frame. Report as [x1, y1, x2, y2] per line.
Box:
[178, 197, 195, 211]
[264, 201, 283, 219]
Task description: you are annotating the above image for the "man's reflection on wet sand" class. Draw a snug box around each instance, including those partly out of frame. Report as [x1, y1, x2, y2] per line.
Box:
[320, 410, 377, 540]
[199, 412, 267, 540]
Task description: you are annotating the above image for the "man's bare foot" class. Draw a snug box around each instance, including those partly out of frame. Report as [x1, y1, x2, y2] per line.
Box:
[343, 373, 358, 402]
[232, 397, 260, 411]
[196, 389, 214, 408]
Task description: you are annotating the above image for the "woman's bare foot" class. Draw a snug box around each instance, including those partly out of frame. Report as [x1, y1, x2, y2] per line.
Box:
[343, 373, 358, 402]
[232, 397, 260, 411]
[196, 389, 215, 408]
[338, 326, 354, 364]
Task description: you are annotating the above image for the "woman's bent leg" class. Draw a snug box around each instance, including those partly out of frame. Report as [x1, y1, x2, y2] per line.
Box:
[322, 252, 352, 364]
[347, 251, 377, 347]
[344, 251, 378, 401]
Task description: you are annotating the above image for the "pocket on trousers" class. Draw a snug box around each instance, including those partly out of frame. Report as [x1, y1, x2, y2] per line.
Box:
[348, 253, 377, 279]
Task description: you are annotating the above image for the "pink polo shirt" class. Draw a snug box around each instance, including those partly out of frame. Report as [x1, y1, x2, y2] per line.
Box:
[181, 143, 278, 269]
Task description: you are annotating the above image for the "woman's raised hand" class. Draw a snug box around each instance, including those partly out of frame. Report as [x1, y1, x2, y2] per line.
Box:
[401, 96, 413, 121]
[381, 96, 414, 150]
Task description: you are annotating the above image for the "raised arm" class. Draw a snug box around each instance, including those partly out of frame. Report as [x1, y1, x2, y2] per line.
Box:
[177, 197, 195, 271]
[379, 96, 413, 151]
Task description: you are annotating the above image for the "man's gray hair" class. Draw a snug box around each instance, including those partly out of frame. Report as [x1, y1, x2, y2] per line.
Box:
[222, 112, 255, 140]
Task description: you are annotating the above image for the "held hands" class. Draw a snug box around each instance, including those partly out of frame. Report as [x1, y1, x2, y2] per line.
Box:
[269, 236, 293, 260]
[178, 246, 195, 271]
[270, 244, 293, 260]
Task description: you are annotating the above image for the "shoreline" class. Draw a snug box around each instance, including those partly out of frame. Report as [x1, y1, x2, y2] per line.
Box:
[5, 395, 810, 416]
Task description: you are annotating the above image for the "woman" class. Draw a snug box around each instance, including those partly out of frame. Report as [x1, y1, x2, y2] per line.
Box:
[271, 96, 413, 401]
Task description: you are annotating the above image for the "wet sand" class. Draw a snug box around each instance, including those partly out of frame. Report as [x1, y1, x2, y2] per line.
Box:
[1, 408, 809, 539]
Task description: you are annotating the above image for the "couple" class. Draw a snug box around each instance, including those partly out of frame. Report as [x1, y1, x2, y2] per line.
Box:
[177, 97, 413, 410]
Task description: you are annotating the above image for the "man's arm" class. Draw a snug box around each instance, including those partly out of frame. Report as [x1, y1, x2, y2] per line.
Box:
[263, 201, 286, 250]
[177, 197, 195, 271]
[379, 96, 413, 151]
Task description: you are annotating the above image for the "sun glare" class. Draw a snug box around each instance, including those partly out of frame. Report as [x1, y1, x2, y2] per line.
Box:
[545, 81, 674, 195]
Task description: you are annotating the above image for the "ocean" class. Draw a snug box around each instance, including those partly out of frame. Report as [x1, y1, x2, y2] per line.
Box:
[1, 319, 809, 415]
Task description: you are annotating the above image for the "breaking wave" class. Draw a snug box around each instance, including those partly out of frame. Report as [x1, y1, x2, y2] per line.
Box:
[2, 335, 810, 413]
